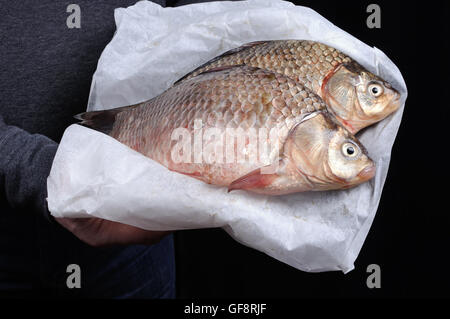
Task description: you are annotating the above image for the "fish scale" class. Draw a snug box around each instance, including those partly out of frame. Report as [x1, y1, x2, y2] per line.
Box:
[101, 66, 327, 186]
[181, 40, 351, 95]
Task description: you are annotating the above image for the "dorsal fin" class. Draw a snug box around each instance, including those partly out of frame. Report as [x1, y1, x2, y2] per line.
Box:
[174, 41, 271, 85]
[194, 64, 247, 75]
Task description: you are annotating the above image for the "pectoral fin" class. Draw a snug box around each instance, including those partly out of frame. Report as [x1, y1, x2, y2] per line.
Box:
[228, 162, 283, 193]
[228, 169, 278, 193]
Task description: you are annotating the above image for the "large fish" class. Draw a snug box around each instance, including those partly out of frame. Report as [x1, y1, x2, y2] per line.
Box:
[177, 40, 401, 134]
[78, 66, 375, 195]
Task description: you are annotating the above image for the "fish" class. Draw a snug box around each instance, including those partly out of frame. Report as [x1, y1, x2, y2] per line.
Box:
[77, 66, 375, 195]
[176, 40, 401, 134]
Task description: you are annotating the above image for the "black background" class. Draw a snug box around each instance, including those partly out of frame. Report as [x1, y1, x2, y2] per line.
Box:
[171, 0, 450, 298]
[0, 0, 447, 306]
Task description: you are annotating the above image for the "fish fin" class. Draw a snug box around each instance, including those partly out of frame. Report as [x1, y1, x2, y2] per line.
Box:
[228, 166, 278, 193]
[171, 169, 214, 185]
[74, 105, 135, 135]
[170, 169, 204, 179]
[207, 41, 270, 62]
[174, 41, 270, 84]
[175, 65, 248, 85]
[195, 64, 250, 75]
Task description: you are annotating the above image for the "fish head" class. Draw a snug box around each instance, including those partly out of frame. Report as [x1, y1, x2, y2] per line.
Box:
[285, 111, 376, 191]
[323, 62, 401, 134]
[227, 112, 375, 195]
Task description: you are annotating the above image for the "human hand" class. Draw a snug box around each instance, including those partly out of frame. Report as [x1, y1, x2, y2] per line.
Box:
[56, 217, 171, 247]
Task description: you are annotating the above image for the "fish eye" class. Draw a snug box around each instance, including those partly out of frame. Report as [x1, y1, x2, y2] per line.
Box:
[368, 83, 384, 98]
[341, 142, 359, 158]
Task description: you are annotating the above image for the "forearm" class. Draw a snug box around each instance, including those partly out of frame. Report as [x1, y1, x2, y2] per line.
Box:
[0, 115, 58, 220]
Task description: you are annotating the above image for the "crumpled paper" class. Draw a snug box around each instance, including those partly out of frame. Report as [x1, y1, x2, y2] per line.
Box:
[47, 0, 407, 273]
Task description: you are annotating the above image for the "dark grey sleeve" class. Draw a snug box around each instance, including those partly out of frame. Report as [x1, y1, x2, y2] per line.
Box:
[0, 115, 58, 221]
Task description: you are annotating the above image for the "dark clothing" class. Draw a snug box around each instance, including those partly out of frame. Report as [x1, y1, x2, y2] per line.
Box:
[0, 0, 175, 298]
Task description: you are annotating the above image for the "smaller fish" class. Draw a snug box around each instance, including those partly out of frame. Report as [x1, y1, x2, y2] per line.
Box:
[177, 40, 401, 134]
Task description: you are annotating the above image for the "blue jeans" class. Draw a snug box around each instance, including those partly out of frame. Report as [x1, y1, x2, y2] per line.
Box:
[0, 209, 175, 299]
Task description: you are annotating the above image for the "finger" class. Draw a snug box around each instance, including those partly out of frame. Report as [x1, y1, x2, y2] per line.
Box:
[108, 221, 172, 245]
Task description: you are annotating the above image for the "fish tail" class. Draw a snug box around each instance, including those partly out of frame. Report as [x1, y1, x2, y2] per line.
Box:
[75, 107, 128, 135]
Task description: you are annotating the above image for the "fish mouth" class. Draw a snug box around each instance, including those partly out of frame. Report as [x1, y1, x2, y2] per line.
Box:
[357, 163, 376, 181]
[388, 92, 402, 113]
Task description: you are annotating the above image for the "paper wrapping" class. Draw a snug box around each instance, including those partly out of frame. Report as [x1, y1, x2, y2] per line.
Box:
[47, 0, 407, 273]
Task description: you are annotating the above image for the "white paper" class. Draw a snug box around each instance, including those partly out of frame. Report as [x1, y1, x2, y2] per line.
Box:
[47, 0, 407, 273]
